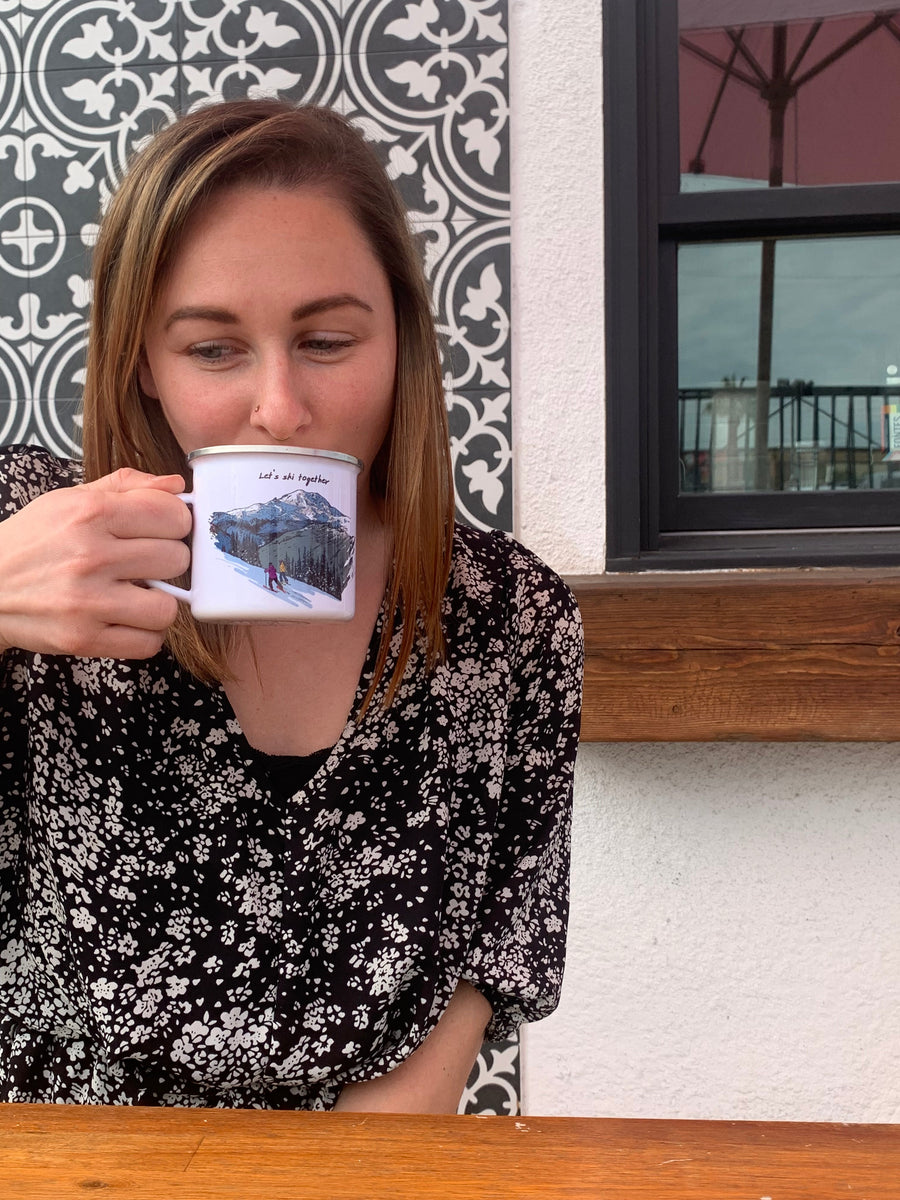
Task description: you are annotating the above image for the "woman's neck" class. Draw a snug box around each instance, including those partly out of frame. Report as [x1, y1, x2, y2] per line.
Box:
[222, 510, 390, 756]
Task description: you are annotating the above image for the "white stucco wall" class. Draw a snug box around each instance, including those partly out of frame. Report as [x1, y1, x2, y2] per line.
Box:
[510, 0, 900, 1120]
[508, 0, 606, 571]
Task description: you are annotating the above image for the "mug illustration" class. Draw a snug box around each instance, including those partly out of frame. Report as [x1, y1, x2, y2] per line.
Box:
[209, 487, 355, 601]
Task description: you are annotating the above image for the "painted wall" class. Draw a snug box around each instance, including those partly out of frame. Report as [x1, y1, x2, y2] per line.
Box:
[510, 0, 900, 1120]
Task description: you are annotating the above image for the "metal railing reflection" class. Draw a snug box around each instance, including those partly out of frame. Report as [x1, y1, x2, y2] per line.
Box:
[679, 381, 900, 493]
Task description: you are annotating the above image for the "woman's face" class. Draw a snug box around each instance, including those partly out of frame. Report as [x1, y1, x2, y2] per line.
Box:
[139, 185, 397, 509]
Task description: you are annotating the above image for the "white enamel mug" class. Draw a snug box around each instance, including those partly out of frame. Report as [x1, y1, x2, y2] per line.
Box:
[148, 445, 363, 622]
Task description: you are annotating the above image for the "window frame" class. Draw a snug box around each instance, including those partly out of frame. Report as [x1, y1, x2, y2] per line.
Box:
[603, 0, 900, 570]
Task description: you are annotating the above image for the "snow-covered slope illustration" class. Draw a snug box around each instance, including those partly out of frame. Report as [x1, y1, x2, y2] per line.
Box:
[209, 489, 354, 599]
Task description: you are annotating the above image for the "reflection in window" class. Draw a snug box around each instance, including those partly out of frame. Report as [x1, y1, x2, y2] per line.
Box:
[678, 235, 900, 494]
[679, 3, 900, 190]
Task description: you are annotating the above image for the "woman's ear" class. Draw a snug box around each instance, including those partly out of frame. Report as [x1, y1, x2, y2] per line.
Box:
[137, 349, 160, 399]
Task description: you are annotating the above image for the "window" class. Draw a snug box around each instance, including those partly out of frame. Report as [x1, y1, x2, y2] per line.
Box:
[604, 0, 900, 568]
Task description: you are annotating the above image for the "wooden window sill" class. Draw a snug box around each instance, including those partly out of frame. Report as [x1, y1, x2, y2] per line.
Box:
[567, 569, 900, 741]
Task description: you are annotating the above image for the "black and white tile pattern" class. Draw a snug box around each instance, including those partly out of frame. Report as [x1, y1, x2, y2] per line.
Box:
[0, 0, 516, 1114]
[0, 0, 511, 530]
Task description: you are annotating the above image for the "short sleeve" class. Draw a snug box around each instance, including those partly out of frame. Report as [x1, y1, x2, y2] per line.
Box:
[463, 538, 583, 1041]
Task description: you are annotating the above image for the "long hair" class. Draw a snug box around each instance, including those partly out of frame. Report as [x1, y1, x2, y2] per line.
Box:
[81, 100, 454, 710]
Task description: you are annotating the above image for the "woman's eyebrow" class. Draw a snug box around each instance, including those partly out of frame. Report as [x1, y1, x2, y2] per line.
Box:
[164, 306, 238, 330]
[163, 294, 375, 332]
[291, 294, 374, 321]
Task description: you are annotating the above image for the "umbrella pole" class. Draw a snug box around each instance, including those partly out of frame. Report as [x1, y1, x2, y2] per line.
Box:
[755, 239, 776, 490]
[755, 23, 788, 492]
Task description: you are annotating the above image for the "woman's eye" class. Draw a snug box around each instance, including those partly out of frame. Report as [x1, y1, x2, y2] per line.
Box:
[302, 337, 355, 356]
[187, 342, 237, 363]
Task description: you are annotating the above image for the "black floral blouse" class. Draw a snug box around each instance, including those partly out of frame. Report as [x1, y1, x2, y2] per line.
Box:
[0, 446, 583, 1109]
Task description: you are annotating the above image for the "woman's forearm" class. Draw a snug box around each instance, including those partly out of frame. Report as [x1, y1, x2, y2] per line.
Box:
[333, 981, 491, 1114]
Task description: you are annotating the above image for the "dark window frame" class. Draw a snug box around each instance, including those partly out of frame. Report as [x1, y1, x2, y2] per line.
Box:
[604, 0, 900, 570]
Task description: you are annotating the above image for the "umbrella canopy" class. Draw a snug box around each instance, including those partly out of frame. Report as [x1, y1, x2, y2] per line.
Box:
[679, 2, 900, 187]
[681, 0, 897, 27]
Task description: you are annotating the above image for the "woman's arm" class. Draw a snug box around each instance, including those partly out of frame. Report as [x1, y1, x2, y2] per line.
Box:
[333, 981, 491, 1114]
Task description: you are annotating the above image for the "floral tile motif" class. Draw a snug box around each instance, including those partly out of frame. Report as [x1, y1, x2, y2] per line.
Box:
[0, 0, 518, 1117]
[10, 0, 350, 247]
[0, 227, 90, 405]
[428, 220, 509, 389]
[343, 0, 508, 55]
[0, 22, 26, 213]
[449, 387, 512, 532]
[0, 248, 32, 403]
[180, 53, 339, 109]
[0, 216, 34, 402]
[178, 0, 342, 108]
[26, 233, 91, 408]
[180, 0, 341, 68]
[459, 1038, 520, 1115]
[23, 65, 180, 233]
[0, 104, 24, 234]
[20, 0, 180, 70]
[339, 45, 509, 217]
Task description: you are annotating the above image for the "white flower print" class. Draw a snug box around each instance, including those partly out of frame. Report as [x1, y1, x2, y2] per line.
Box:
[321, 925, 340, 954]
[382, 914, 409, 944]
[134, 989, 163, 1019]
[0, 939, 23, 965]
[70, 907, 96, 931]
[116, 933, 138, 957]
[165, 976, 189, 998]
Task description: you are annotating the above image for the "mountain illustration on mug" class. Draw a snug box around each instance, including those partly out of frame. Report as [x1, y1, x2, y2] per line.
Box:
[209, 490, 355, 600]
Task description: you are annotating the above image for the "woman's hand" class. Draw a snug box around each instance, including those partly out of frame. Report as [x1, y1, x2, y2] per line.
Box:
[0, 468, 192, 660]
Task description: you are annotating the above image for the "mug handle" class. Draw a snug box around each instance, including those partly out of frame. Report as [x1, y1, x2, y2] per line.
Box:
[145, 492, 193, 603]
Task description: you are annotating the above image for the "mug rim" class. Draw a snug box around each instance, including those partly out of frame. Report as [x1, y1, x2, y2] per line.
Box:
[186, 444, 364, 472]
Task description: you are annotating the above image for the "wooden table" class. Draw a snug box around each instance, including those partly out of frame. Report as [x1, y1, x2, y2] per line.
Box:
[0, 1104, 896, 1199]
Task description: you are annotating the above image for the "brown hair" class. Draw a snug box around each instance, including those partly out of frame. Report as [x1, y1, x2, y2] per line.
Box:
[81, 100, 454, 709]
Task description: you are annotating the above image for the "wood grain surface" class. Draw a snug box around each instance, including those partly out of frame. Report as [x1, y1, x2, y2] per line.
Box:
[569, 570, 900, 741]
[0, 1105, 897, 1199]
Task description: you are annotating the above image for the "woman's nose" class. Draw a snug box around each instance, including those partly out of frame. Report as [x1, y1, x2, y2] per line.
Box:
[249, 360, 312, 442]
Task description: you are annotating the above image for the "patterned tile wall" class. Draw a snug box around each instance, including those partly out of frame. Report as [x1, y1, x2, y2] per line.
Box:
[0, 0, 512, 531]
[0, 0, 516, 1113]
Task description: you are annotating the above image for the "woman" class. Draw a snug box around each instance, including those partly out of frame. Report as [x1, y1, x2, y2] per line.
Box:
[0, 101, 582, 1111]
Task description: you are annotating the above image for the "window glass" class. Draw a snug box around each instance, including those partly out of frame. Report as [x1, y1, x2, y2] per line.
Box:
[678, 234, 900, 493]
[679, 3, 900, 190]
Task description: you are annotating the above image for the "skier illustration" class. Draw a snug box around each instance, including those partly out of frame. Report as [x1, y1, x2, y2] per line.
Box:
[265, 562, 284, 592]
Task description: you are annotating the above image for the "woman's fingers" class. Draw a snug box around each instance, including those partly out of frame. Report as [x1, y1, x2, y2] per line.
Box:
[93, 489, 193, 548]
[82, 468, 185, 495]
[108, 536, 192, 583]
[96, 580, 181, 635]
[0, 468, 194, 659]
[62, 619, 171, 662]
